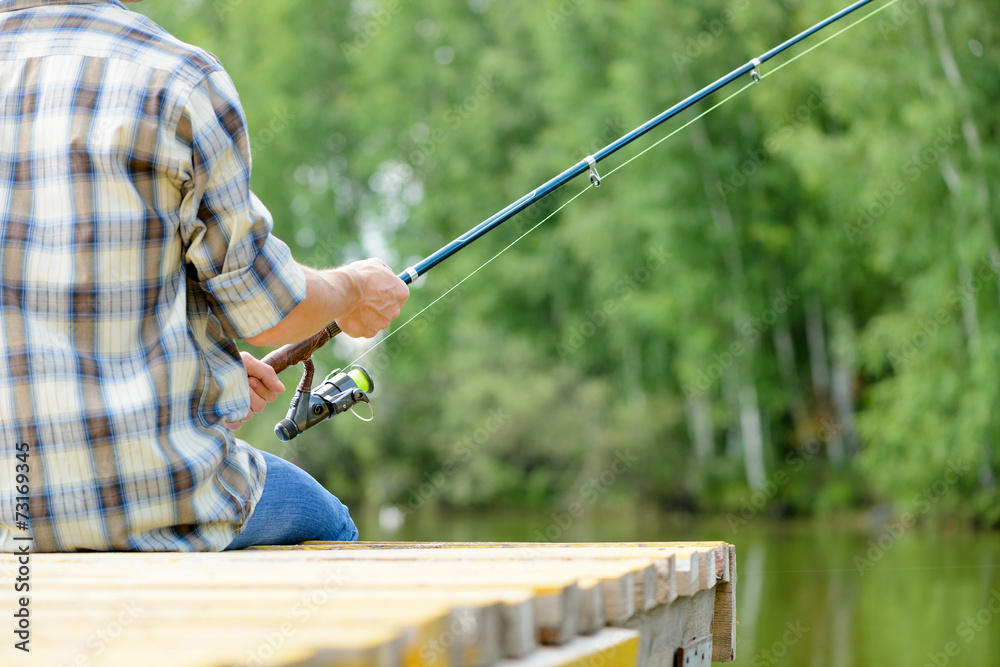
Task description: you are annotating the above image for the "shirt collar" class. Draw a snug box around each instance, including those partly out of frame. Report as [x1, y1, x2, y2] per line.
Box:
[0, 0, 126, 14]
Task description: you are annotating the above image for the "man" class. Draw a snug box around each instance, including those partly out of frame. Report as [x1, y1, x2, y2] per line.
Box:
[0, 0, 409, 551]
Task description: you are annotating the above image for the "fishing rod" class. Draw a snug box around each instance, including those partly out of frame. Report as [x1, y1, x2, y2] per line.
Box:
[263, 0, 883, 441]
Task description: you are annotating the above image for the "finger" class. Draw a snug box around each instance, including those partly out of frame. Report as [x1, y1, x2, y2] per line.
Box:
[395, 279, 410, 302]
[241, 351, 287, 394]
[249, 377, 279, 404]
[335, 318, 374, 339]
[251, 362, 286, 395]
[249, 391, 267, 415]
[225, 420, 242, 432]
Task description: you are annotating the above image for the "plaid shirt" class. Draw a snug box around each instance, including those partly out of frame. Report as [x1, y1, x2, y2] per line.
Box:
[0, 0, 307, 551]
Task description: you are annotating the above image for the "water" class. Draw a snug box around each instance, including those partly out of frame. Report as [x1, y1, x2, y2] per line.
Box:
[357, 509, 1000, 667]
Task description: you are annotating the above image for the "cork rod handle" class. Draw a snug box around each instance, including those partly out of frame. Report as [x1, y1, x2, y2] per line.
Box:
[260, 322, 342, 374]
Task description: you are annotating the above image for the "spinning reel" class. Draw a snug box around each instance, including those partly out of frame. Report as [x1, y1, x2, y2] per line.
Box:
[273, 359, 374, 442]
[261, 324, 375, 442]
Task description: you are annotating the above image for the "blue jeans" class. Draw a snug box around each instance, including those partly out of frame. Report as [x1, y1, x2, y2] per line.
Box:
[225, 450, 358, 550]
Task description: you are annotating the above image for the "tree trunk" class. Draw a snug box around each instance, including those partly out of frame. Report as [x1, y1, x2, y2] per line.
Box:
[830, 311, 859, 461]
[740, 381, 767, 489]
[806, 297, 846, 463]
[685, 395, 714, 464]
[773, 316, 809, 432]
[686, 111, 768, 489]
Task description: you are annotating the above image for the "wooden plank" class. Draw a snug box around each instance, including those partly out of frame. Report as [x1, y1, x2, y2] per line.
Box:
[536, 582, 580, 645]
[623, 589, 716, 667]
[695, 549, 714, 591]
[30, 599, 455, 667]
[31, 555, 650, 646]
[33, 583, 532, 660]
[24, 643, 386, 667]
[30, 596, 475, 667]
[582, 571, 634, 625]
[714, 542, 731, 583]
[650, 554, 677, 608]
[31, 586, 535, 662]
[711, 544, 737, 663]
[35, 586, 566, 648]
[574, 579, 605, 635]
[15, 619, 405, 667]
[45, 574, 574, 652]
[286, 541, 729, 581]
[240, 546, 677, 611]
[673, 550, 699, 597]
[494, 627, 640, 667]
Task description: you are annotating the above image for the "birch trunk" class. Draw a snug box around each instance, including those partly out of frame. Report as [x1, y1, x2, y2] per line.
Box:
[686, 111, 768, 489]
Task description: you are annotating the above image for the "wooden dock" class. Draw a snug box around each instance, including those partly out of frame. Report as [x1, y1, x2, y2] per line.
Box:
[0, 541, 736, 667]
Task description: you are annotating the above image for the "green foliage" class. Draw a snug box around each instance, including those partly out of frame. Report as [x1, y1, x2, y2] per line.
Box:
[137, 0, 999, 525]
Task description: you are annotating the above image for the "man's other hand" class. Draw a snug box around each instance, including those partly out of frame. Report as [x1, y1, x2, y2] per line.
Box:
[227, 351, 287, 431]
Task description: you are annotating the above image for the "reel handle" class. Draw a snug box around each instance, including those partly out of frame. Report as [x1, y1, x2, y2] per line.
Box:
[261, 321, 341, 374]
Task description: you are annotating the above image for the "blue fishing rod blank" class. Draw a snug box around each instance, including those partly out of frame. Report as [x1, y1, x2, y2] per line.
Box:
[396, 0, 878, 285]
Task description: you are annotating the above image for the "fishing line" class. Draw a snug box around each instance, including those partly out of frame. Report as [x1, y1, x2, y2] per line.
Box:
[346, 0, 901, 370]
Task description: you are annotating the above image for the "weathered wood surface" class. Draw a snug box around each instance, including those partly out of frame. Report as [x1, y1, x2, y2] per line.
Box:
[0, 541, 735, 667]
[712, 545, 738, 662]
